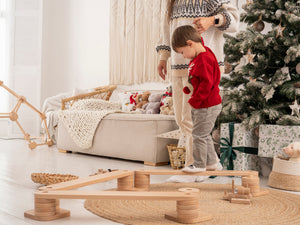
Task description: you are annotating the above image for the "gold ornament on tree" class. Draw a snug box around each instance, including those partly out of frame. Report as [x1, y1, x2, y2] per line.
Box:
[253, 15, 265, 32]
[275, 23, 285, 37]
[243, 49, 256, 65]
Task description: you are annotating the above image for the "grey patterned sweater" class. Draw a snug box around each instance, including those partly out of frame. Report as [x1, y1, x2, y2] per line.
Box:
[156, 0, 239, 76]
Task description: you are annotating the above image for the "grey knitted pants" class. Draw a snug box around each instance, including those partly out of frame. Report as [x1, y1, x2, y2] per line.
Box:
[191, 104, 222, 168]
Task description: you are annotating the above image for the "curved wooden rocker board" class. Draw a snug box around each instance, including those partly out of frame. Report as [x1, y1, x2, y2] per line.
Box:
[25, 169, 268, 223]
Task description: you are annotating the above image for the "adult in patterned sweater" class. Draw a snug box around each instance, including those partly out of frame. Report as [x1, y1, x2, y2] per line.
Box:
[156, 0, 239, 183]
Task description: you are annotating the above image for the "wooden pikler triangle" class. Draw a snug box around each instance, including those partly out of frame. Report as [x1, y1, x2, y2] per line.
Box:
[0, 81, 52, 149]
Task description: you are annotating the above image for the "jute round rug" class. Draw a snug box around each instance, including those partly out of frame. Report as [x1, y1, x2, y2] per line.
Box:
[84, 183, 300, 225]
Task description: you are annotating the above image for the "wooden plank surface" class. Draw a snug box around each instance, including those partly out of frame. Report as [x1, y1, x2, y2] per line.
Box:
[39, 170, 134, 191]
[35, 190, 198, 201]
[135, 169, 258, 177]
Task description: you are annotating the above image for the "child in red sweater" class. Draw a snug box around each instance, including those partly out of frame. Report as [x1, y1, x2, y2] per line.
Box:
[171, 25, 222, 173]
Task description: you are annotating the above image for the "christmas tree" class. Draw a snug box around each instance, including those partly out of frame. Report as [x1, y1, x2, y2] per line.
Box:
[220, 0, 300, 129]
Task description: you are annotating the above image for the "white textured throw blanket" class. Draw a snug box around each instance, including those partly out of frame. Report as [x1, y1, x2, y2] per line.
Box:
[58, 99, 122, 149]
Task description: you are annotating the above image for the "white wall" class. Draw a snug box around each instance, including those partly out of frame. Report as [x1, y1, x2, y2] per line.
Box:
[41, 0, 110, 103]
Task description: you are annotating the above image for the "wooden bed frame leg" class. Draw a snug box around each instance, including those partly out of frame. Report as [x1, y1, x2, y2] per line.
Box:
[24, 197, 70, 221]
[242, 175, 268, 197]
[165, 188, 212, 224]
[117, 174, 134, 191]
[134, 173, 150, 190]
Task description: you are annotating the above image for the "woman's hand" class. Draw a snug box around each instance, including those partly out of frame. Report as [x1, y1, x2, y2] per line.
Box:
[157, 60, 167, 80]
[193, 16, 215, 34]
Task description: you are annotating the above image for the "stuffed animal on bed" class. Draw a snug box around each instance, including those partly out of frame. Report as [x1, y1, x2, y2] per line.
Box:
[134, 91, 151, 111]
[160, 96, 174, 115]
[283, 142, 300, 162]
[143, 93, 162, 114]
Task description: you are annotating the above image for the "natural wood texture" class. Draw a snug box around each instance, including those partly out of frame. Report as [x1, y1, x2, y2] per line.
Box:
[135, 169, 268, 196]
[0, 81, 52, 149]
[39, 170, 133, 191]
[135, 169, 258, 176]
[117, 174, 134, 191]
[223, 179, 252, 204]
[143, 161, 169, 166]
[34, 187, 210, 224]
[26, 168, 268, 223]
[24, 208, 70, 221]
[165, 188, 212, 224]
[34, 190, 199, 201]
[61, 84, 116, 110]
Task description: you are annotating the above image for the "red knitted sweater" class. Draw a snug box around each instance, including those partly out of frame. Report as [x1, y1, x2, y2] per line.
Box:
[185, 46, 222, 109]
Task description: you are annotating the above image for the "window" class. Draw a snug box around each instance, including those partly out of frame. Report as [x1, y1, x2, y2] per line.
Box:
[0, 0, 9, 112]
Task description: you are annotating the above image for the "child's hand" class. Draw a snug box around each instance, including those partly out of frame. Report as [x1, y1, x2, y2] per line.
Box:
[157, 60, 167, 80]
[193, 16, 215, 34]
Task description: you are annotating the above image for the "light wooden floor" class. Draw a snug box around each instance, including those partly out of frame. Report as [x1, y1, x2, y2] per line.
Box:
[0, 139, 298, 225]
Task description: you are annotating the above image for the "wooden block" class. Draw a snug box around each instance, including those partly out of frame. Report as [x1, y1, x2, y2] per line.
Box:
[165, 211, 212, 224]
[34, 198, 56, 204]
[177, 204, 200, 210]
[230, 198, 251, 205]
[24, 209, 70, 221]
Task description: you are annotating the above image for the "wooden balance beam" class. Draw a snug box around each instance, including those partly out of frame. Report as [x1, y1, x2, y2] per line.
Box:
[25, 169, 268, 223]
[25, 187, 212, 223]
[25, 170, 135, 221]
[134, 169, 268, 197]
[39, 170, 134, 191]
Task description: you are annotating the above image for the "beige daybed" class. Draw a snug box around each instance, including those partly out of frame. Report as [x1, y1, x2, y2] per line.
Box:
[55, 85, 178, 166]
[57, 113, 178, 165]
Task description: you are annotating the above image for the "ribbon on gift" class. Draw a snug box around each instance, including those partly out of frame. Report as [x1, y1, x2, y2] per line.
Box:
[220, 123, 258, 170]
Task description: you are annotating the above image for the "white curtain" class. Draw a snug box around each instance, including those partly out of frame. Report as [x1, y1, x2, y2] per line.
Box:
[109, 0, 167, 85]
[0, 0, 10, 112]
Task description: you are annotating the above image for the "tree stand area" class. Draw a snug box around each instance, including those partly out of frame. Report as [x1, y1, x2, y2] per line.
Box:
[0, 81, 52, 149]
[25, 169, 269, 224]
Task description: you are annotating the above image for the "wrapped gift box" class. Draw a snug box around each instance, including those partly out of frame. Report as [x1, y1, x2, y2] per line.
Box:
[220, 123, 259, 171]
[258, 125, 300, 158]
